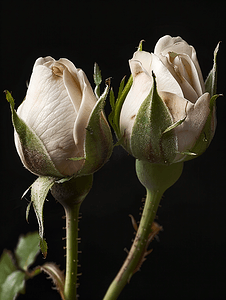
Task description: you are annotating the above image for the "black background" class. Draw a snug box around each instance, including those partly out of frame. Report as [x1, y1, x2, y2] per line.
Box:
[1, 0, 226, 299]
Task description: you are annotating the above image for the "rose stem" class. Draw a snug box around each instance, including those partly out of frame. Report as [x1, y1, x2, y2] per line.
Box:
[63, 202, 81, 300]
[103, 188, 162, 300]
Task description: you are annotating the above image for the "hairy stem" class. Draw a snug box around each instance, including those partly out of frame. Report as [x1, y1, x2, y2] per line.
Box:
[103, 189, 162, 300]
[63, 203, 81, 300]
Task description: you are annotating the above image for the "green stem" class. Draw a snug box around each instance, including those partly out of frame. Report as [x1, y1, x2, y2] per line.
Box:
[103, 188, 162, 300]
[103, 160, 183, 300]
[63, 203, 81, 300]
[51, 175, 93, 300]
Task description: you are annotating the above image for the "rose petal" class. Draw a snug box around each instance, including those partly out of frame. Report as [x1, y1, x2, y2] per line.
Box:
[174, 54, 204, 97]
[63, 66, 83, 113]
[132, 51, 153, 74]
[73, 70, 97, 156]
[158, 91, 188, 123]
[190, 46, 205, 93]
[17, 62, 80, 176]
[174, 92, 211, 153]
[158, 53, 198, 103]
[33, 56, 54, 68]
[120, 60, 153, 141]
[154, 35, 193, 57]
[151, 53, 184, 98]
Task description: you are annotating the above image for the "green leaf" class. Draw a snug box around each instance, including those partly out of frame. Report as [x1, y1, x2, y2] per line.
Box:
[93, 63, 102, 98]
[5, 91, 63, 178]
[131, 73, 176, 164]
[15, 232, 40, 271]
[30, 176, 56, 258]
[0, 270, 26, 300]
[0, 251, 17, 286]
[205, 42, 220, 97]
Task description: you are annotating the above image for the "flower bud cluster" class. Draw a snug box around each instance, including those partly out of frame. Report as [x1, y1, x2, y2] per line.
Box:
[7, 35, 219, 179]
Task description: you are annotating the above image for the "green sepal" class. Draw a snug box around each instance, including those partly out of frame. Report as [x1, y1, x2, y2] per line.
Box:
[68, 156, 85, 161]
[108, 41, 143, 139]
[205, 42, 220, 97]
[186, 94, 219, 160]
[117, 76, 126, 100]
[5, 91, 63, 178]
[162, 115, 186, 134]
[108, 75, 133, 138]
[137, 39, 144, 51]
[93, 62, 102, 98]
[40, 263, 65, 300]
[15, 232, 40, 271]
[26, 176, 56, 258]
[79, 79, 113, 176]
[131, 73, 176, 164]
[176, 150, 197, 156]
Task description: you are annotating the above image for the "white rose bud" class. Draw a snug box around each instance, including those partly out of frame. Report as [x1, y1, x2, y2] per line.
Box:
[119, 35, 219, 164]
[8, 57, 112, 178]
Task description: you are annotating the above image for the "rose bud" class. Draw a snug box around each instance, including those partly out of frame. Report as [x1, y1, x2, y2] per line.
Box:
[118, 35, 219, 164]
[7, 57, 112, 178]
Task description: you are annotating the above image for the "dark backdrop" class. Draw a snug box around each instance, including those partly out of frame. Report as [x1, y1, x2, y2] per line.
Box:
[1, 1, 225, 299]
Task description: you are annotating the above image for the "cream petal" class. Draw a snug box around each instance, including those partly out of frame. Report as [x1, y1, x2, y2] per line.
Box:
[132, 51, 153, 74]
[17, 63, 80, 176]
[154, 35, 193, 57]
[58, 58, 81, 76]
[151, 54, 184, 98]
[63, 66, 83, 113]
[158, 53, 198, 103]
[33, 56, 55, 69]
[73, 70, 97, 155]
[174, 93, 211, 153]
[175, 54, 204, 98]
[191, 46, 205, 93]
[158, 91, 189, 123]
[120, 60, 153, 140]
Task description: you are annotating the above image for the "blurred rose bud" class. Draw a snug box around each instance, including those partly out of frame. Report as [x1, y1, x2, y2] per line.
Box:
[8, 57, 112, 178]
[118, 35, 219, 164]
